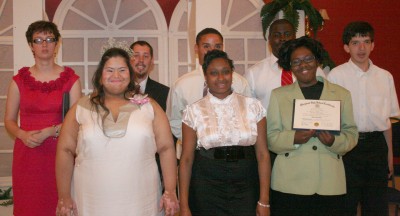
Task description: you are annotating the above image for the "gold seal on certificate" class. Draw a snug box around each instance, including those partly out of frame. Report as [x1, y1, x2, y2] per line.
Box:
[292, 99, 341, 132]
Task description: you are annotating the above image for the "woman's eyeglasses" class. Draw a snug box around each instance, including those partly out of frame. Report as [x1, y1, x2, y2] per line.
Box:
[32, 37, 57, 44]
[290, 55, 316, 67]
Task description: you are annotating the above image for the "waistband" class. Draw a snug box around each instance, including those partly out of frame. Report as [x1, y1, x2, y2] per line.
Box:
[196, 145, 255, 162]
[358, 131, 383, 140]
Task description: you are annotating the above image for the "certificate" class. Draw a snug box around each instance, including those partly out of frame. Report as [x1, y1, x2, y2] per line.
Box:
[292, 99, 341, 132]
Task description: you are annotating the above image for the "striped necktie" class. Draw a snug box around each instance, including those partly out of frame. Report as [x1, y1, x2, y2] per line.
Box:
[281, 69, 293, 86]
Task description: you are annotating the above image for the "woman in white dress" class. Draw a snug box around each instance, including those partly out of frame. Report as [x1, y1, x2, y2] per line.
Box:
[55, 47, 179, 216]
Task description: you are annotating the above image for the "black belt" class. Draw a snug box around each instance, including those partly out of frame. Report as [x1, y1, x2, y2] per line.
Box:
[197, 146, 254, 162]
[358, 131, 383, 140]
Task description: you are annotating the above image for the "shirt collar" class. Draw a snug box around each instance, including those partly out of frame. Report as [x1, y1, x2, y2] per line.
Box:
[137, 76, 149, 93]
[348, 58, 374, 75]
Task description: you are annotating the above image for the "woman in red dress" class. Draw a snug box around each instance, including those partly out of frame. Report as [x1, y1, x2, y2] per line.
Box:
[4, 20, 81, 216]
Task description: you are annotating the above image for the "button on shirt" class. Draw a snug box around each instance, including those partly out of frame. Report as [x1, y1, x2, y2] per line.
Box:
[328, 59, 400, 132]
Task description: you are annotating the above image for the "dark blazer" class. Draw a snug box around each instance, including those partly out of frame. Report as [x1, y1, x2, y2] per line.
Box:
[145, 77, 170, 112]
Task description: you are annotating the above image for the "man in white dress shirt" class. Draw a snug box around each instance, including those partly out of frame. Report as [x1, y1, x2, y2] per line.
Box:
[244, 19, 326, 111]
[167, 28, 251, 158]
[328, 21, 400, 216]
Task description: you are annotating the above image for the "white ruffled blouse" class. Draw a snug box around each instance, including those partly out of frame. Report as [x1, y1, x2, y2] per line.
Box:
[182, 92, 266, 150]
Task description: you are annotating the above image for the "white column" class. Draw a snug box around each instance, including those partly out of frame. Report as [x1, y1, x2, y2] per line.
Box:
[13, 0, 44, 73]
[188, 0, 222, 67]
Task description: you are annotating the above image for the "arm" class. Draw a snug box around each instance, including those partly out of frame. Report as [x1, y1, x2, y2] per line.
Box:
[166, 85, 183, 140]
[178, 123, 197, 216]
[383, 127, 393, 178]
[152, 100, 179, 216]
[254, 118, 271, 216]
[55, 104, 79, 215]
[4, 80, 42, 147]
[69, 79, 82, 107]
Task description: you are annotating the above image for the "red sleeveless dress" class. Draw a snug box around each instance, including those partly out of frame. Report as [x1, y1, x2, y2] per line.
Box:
[12, 67, 79, 216]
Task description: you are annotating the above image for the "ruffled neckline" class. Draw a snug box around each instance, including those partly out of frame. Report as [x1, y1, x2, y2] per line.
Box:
[19, 66, 74, 92]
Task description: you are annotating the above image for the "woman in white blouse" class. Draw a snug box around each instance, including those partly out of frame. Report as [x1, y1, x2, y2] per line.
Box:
[179, 50, 271, 216]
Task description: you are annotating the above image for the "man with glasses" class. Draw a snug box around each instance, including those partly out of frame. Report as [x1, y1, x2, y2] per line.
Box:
[328, 21, 400, 216]
[130, 40, 169, 111]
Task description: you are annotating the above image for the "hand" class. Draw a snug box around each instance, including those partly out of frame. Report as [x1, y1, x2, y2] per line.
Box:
[159, 190, 179, 216]
[294, 130, 316, 144]
[316, 131, 335, 146]
[31, 128, 52, 144]
[256, 204, 270, 216]
[21, 130, 42, 148]
[56, 198, 78, 216]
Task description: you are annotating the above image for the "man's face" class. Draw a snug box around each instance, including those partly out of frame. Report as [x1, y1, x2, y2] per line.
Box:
[268, 22, 295, 57]
[344, 35, 374, 68]
[130, 44, 153, 80]
[195, 33, 223, 65]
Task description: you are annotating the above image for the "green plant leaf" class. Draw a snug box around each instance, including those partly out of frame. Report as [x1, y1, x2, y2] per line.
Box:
[260, 1, 286, 40]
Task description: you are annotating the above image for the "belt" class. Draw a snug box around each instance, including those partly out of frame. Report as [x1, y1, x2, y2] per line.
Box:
[197, 146, 254, 162]
[358, 131, 383, 140]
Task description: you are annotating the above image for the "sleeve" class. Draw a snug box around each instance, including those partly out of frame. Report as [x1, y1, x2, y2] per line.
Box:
[251, 99, 266, 122]
[166, 85, 184, 140]
[266, 91, 297, 154]
[388, 74, 400, 117]
[182, 105, 196, 130]
[327, 90, 359, 155]
[244, 69, 256, 98]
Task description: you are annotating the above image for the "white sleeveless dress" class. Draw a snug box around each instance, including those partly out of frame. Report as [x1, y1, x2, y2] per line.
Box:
[72, 96, 163, 216]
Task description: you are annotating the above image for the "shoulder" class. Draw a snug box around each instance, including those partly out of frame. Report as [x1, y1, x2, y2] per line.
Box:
[148, 78, 170, 91]
[329, 62, 351, 76]
[232, 72, 249, 84]
[324, 79, 351, 94]
[247, 58, 270, 72]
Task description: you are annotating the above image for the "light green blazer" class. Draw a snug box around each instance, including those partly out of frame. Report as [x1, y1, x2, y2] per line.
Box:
[267, 76, 358, 195]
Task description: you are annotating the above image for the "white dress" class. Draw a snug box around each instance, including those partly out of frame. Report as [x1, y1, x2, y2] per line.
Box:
[72, 96, 163, 216]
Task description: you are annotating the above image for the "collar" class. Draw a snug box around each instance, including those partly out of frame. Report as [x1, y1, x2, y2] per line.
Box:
[348, 58, 374, 76]
[136, 76, 149, 93]
[208, 91, 234, 104]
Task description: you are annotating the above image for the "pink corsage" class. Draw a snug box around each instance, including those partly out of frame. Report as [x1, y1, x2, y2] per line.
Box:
[129, 94, 150, 107]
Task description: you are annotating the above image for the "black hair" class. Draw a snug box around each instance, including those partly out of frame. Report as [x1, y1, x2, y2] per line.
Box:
[202, 49, 234, 74]
[129, 40, 153, 57]
[278, 36, 324, 71]
[25, 20, 61, 44]
[196, 28, 223, 45]
[268, 19, 295, 36]
[342, 21, 374, 45]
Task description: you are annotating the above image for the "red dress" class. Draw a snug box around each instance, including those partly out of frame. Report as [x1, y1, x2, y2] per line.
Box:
[12, 67, 79, 216]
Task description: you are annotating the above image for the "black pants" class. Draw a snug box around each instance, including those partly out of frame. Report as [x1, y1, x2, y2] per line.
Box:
[270, 190, 346, 216]
[189, 146, 259, 216]
[343, 131, 388, 216]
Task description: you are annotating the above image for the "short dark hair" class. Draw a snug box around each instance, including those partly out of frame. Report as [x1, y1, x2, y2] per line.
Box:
[202, 49, 234, 74]
[268, 19, 295, 36]
[129, 40, 153, 57]
[342, 21, 374, 45]
[25, 20, 61, 44]
[278, 36, 324, 71]
[196, 28, 223, 45]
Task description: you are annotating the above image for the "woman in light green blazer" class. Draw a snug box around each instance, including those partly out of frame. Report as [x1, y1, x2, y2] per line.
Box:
[267, 36, 358, 216]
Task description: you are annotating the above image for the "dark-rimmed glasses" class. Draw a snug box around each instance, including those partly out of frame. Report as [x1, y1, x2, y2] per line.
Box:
[32, 37, 57, 44]
[290, 55, 316, 67]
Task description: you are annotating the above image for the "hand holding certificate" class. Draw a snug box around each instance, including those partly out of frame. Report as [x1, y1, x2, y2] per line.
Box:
[292, 99, 341, 132]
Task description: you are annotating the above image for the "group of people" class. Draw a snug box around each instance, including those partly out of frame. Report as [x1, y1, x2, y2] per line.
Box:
[3, 17, 400, 216]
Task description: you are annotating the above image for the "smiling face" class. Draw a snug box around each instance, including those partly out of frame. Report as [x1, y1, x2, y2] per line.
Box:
[130, 44, 154, 82]
[204, 57, 233, 99]
[344, 35, 374, 70]
[195, 33, 223, 65]
[101, 56, 131, 97]
[29, 31, 57, 60]
[290, 47, 318, 87]
[268, 22, 295, 57]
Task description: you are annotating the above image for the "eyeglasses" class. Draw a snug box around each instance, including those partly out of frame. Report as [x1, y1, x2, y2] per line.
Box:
[32, 37, 57, 44]
[290, 55, 316, 67]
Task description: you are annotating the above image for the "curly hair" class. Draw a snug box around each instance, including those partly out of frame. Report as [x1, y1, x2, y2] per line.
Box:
[25, 20, 61, 44]
[202, 49, 234, 74]
[278, 36, 324, 71]
[90, 48, 137, 132]
[342, 21, 374, 45]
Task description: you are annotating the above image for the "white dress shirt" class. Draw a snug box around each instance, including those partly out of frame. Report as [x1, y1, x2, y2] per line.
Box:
[244, 55, 326, 112]
[183, 92, 265, 150]
[328, 59, 400, 132]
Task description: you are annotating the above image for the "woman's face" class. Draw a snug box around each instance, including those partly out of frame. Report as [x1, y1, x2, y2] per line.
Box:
[205, 57, 233, 99]
[30, 31, 57, 60]
[290, 46, 318, 87]
[101, 56, 130, 97]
